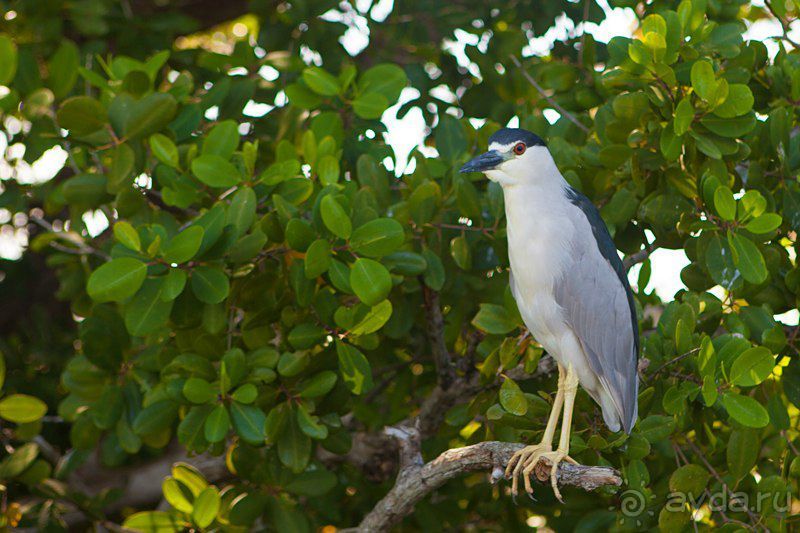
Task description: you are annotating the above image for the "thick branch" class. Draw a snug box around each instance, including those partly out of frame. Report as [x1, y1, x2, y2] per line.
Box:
[319, 355, 558, 478]
[421, 285, 455, 389]
[349, 427, 622, 532]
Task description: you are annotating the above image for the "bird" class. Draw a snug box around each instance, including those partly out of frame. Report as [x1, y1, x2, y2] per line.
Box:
[460, 128, 639, 502]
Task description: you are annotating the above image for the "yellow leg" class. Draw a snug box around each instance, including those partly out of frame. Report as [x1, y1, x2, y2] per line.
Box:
[505, 364, 566, 496]
[529, 362, 580, 502]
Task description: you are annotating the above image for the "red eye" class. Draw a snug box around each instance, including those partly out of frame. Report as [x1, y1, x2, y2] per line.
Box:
[513, 142, 526, 155]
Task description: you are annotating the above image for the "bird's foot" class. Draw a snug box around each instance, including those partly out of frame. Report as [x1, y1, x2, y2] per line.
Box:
[505, 443, 552, 497]
[528, 449, 579, 503]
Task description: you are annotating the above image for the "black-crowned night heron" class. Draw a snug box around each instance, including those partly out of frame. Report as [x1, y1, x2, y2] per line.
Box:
[461, 128, 639, 501]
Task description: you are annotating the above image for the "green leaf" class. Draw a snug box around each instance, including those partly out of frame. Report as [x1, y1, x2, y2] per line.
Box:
[727, 428, 759, 481]
[202, 120, 239, 159]
[0, 442, 38, 478]
[730, 233, 767, 284]
[422, 248, 445, 290]
[177, 406, 211, 452]
[191, 266, 230, 304]
[183, 377, 216, 404]
[436, 115, 466, 162]
[296, 404, 328, 440]
[150, 134, 179, 168]
[673, 98, 694, 135]
[87, 258, 147, 303]
[349, 258, 392, 305]
[320, 195, 352, 239]
[350, 299, 393, 335]
[229, 402, 266, 445]
[729, 347, 774, 387]
[123, 92, 178, 140]
[171, 463, 207, 497]
[231, 383, 257, 404]
[0, 34, 18, 86]
[191, 154, 241, 187]
[277, 416, 311, 473]
[637, 415, 675, 443]
[669, 464, 709, 497]
[0, 394, 48, 423]
[335, 340, 373, 394]
[714, 84, 754, 118]
[160, 269, 187, 301]
[472, 304, 518, 334]
[92, 384, 124, 429]
[499, 378, 527, 416]
[298, 371, 338, 398]
[359, 64, 407, 102]
[700, 112, 756, 138]
[192, 487, 220, 529]
[162, 478, 193, 514]
[722, 392, 769, 428]
[302, 67, 340, 96]
[133, 400, 179, 435]
[450, 235, 471, 270]
[287, 323, 325, 350]
[349, 218, 405, 257]
[57, 96, 108, 136]
[698, 112, 757, 137]
[304, 239, 331, 279]
[47, 40, 79, 98]
[713, 185, 736, 221]
[113, 221, 141, 251]
[745, 213, 782, 234]
[229, 493, 270, 526]
[204, 404, 230, 443]
[162, 226, 204, 264]
[691, 132, 722, 159]
[316, 155, 340, 186]
[353, 92, 389, 119]
[123, 511, 183, 533]
[226, 187, 257, 237]
[690, 59, 716, 102]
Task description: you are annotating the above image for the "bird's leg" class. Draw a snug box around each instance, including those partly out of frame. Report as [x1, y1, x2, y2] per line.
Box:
[528, 362, 581, 502]
[505, 364, 566, 496]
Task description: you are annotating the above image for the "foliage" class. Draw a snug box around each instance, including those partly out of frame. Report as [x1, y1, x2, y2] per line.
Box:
[0, 0, 800, 530]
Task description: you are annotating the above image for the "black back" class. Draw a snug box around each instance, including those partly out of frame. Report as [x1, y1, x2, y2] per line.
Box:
[488, 128, 546, 147]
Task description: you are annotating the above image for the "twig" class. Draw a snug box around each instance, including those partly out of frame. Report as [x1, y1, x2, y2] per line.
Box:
[684, 438, 762, 527]
[346, 426, 622, 532]
[646, 347, 700, 382]
[623, 245, 656, 271]
[764, 0, 800, 48]
[508, 55, 590, 134]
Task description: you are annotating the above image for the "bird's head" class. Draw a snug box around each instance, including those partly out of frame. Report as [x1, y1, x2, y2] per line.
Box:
[459, 128, 548, 187]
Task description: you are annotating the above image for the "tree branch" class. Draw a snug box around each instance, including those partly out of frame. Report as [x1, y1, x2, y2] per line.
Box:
[318, 355, 558, 479]
[623, 245, 656, 271]
[421, 285, 456, 389]
[346, 425, 622, 532]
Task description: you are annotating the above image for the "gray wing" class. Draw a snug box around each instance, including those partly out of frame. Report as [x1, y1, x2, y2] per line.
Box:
[556, 189, 639, 433]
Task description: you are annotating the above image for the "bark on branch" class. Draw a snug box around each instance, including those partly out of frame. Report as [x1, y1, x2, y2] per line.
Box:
[421, 285, 456, 389]
[347, 425, 622, 532]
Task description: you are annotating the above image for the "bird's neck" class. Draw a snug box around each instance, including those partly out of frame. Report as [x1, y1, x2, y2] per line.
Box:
[501, 160, 574, 284]
[500, 157, 571, 227]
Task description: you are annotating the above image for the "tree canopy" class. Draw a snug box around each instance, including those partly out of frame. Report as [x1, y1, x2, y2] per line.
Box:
[1, 0, 800, 530]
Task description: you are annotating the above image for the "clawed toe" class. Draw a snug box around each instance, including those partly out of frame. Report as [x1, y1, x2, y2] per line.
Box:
[507, 448, 579, 503]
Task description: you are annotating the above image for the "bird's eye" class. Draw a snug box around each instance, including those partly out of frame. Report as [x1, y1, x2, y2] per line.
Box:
[513, 142, 526, 155]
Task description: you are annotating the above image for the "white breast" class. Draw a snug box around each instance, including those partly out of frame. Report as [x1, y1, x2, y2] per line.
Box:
[503, 181, 577, 358]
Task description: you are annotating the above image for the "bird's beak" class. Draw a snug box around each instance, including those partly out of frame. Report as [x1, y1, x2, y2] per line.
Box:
[459, 150, 504, 173]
